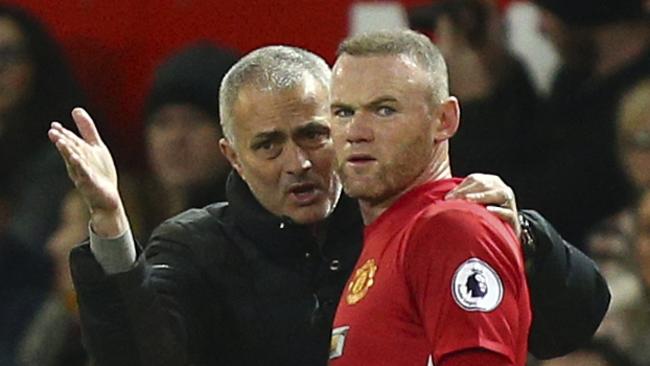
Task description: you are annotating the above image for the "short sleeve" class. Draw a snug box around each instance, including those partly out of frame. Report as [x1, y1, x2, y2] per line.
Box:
[404, 206, 528, 365]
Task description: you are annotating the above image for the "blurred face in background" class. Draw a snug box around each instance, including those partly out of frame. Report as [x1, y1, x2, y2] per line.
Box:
[619, 113, 650, 190]
[146, 103, 228, 190]
[0, 16, 34, 117]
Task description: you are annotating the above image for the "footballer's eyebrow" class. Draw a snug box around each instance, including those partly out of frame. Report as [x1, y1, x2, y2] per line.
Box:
[366, 96, 398, 108]
[331, 96, 398, 110]
[249, 130, 285, 148]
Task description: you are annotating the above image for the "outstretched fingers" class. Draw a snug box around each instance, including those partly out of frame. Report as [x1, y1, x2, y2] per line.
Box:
[72, 107, 102, 145]
[51, 121, 87, 151]
[49, 127, 90, 183]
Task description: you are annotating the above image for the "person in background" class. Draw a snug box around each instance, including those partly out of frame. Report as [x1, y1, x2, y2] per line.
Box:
[585, 79, 650, 363]
[0, 4, 87, 249]
[409, 0, 650, 247]
[0, 5, 87, 365]
[408, 0, 539, 188]
[136, 42, 239, 236]
[0, 234, 51, 366]
[16, 190, 92, 366]
[587, 78, 650, 264]
[526, 0, 650, 246]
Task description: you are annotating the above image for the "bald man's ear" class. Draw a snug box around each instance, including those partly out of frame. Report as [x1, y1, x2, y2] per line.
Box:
[434, 97, 460, 142]
[219, 138, 243, 175]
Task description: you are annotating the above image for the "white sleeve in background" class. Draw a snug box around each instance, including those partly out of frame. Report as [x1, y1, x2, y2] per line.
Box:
[89, 223, 137, 274]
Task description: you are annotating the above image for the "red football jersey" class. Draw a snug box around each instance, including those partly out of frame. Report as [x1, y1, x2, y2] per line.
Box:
[330, 179, 531, 366]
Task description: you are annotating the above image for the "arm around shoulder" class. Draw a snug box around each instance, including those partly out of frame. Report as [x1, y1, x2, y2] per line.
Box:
[521, 209, 611, 359]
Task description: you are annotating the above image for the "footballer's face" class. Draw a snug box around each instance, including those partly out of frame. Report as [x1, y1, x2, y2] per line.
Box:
[330, 53, 458, 206]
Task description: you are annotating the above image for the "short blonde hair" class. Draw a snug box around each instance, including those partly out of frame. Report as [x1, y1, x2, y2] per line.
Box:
[337, 29, 449, 103]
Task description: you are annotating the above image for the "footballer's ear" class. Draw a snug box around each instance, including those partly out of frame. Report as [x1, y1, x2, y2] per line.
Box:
[434, 96, 460, 142]
[219, 138, 243, 175]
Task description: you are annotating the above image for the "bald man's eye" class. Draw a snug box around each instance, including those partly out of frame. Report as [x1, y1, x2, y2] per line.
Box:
[299, 127, 331, 149]
[253, 140, 282, 159]
[307, 130, 327, 140]
[333, 108, 354, 118]
[258, 141, 273, 150]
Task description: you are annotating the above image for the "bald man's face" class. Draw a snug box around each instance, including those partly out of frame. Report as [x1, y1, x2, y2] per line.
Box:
[220, 76, 341, 224]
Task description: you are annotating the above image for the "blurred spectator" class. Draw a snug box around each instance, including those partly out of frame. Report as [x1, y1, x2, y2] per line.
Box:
[586, 78, 650, 362]
[16, 190, 92, 366]
[524, 0, 650, 246]
[136, 42, 238, 234]
[617, 79, 650, 194]
[534, 338, 635, 366]
[0, 234, 50, 366]
[423, 0, 539, 189]
[588, 78, 650, 260]
[587, 243, 645, 353]
[410, 0, 649, 247]
[629, 189, 650, 364]
[0, 5, 87, 365]
[0, 5, 87, 249]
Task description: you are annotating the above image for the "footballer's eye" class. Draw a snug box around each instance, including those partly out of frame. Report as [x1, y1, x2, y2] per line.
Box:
[376, 106, 396, 117]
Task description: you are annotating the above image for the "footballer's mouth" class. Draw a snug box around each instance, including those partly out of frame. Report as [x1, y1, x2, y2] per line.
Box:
[345, 153, 377, 166]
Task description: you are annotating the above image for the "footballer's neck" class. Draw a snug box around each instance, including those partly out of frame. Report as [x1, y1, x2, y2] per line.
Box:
[359, 157, 451, 225]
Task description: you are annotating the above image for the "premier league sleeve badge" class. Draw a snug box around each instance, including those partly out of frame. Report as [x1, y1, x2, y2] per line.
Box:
[451, 258, 503, 312]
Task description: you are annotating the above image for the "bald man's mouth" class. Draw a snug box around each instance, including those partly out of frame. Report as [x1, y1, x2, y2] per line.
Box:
[287, 182, 321, 205]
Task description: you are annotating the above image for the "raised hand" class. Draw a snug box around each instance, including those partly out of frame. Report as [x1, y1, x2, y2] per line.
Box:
[445, 173, 521, 237]
[48, 108, 128, 237]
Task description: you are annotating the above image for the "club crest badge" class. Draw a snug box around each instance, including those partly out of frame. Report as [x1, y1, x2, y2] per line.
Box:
[346, 258, 377, 305]
[451, 258, 503, 312]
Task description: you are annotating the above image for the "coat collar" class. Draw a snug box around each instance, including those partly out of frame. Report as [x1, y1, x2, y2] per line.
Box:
[225, 172, 362, 260]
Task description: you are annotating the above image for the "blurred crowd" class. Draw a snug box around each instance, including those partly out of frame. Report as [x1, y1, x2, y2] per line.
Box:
[0, 0, 648, 365]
